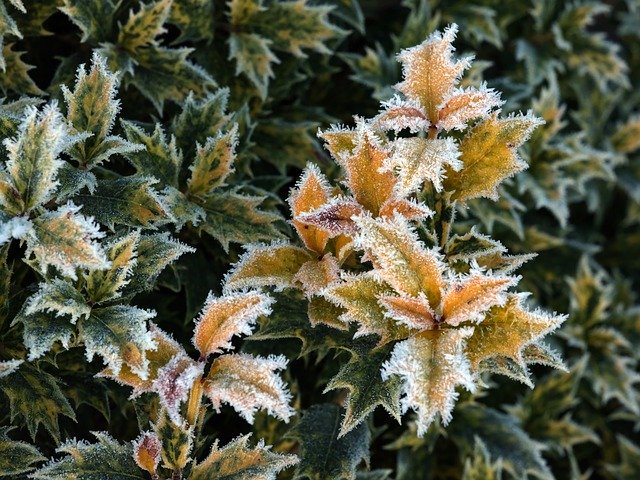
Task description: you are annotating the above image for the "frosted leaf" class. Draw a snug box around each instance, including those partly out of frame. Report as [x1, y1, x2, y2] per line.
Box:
[395, 24, 472, 123]
[27, 202, 109, 280]
[317, 123, 357, 161]
[372, 95, 431, 133]
[438, 84, 503, 131]
[192, 290, 274, 358]
[187, 125, 238, 198]
[336, 119, 396, 216]
[382, 328, 475, 435]
[296, 197, 364, 237]
[152, 353, 204, 426]
[99, 324, 185, 397]
[465, 294, 566, 373]
[384, 136, 461, 195]
[223, 241, 313, 292]
[293, 254, 341, 296]
[1, 103, 82, 213]
[442, 271, 516, 326]
[204, 353, 294, 423]
[379, 294, 436, 331]
[25, 278, 90, 324]
[0, 216, 33, 245]
[353, 214, 444, 306]
[288, 163, 332, 253]
[133, 431, 161, 475]
[0, 359, 22, 378]
[81, 305, 157, 379]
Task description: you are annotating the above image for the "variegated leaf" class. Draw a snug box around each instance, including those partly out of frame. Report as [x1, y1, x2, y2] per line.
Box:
[187, 125, 238, 198]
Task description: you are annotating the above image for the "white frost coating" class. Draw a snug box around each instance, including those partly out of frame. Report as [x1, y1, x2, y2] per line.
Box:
[437, 83, 503, 131]
[383, 136, 462, 195]
[132, 431, 162, 473]
[152, 353, 204, 426]
[372, 95, 431, 133]
[0, 216, 33, 245]
[287, 162, 333, 215]
[0, 359, 23, 378]
[191, 290, 274, 356]
[25, 278, 91, 324]
[205, 353, 294, 424]
[381, 328, 476, 436]
[222, 240, 306, 292]
[295, 195, 364, 236]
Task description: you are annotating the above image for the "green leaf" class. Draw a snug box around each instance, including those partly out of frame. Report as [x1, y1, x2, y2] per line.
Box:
[0, 427, 44, 477]
[462, 437, 503, 480]
[17, 309, 76, 360]
[0, 2, 22, 71]
[161, 185, 206, 229]
[73, 176, 171, 229]
[325, 338, 402, 437]
[78, 304, 156, 378]
[449, 403, 553, 480]
[62, 53, 142, 168]
[31, 431, 146, 480]
[0, 244, 12, 327]
[169, 0, 214, 42]
[0, 103, 73, 214]
[199, 190, 282, 252]
[0, 44, 43, 95]
[117, 0, 171, 52]
[153, 410, 193, 471]
[0, 363, 75, 442]
[85, 231, 140, 303]
[187, 125, 237, 198]
[191, 434, 297, 480]
[121, 121, 182, 186]
[59, 0, 118, 43]
[28, 202, 109, 279]
[607, 436, 640, 480]
[24, 278, 91, 324]
[228, 31, 279, 99]
[122, 232, 194, 294]
[289, 403, 370, 480]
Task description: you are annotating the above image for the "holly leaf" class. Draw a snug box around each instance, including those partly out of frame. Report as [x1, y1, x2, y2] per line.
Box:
[443, 112, 543, 202]
[289, 403, 369, 480]
[24, 278, 91, 323]
[462, 437, 503, 480]
[381, 328, 476, 436]
[117, 0, 171, 52]
[59, 0, 118, 43]
[0, 103, 75, 215]
[30, 432, 146, 480]
[204, 353, 294, 423]
[190, 434, 297, 480]
[84, 230, 140, 303]
[449, 403, 553, 480]
[325, 338, 402, 437]
[121, 121, 182, 187]
[288, 163, 332, 254]
[62, 53, 141, 168]
[0, 363, 75, 442]
[464, 294, 565, 374]
[228, 32, 278, 99]
[224, 242, 313, 291]
[27, 202, 109, 279]
[0, 44, 43, 95]
[169, 0, 214, 42]
[384, 137, 461, 195]
[78, 304, 156, 378]
[73, 176, 171, 229]
[153, 409, 193, 471]
[187, 125, 238, 198]
[0, 427, 44, 477]
[17, 309, 76, 361]
[0, 2, 22, 71]
[199, 190, 283, 252]
[122, 232, 194, 294]
[192, 290, 274, 358]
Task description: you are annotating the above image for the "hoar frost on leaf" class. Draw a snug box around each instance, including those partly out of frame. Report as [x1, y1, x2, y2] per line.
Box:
[205, 353, 294, 423]
[132, 431, 161, 476]
[192, 290, 274, 358]
[0, 216, 32, 245]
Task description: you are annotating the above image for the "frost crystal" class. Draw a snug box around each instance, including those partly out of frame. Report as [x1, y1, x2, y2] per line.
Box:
[152, 353, 204, 425]
[0, 216, 33, 245]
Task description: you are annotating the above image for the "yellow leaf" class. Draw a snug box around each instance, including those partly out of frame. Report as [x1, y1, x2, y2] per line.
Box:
[442, 273, 515, 326]
[443, 112, 543, 201]
[353, 214, 443, 307]
[292, 254, 340, 295]
[133, 432, 161, 475]
[288, 163, 332, 253]
[317, 124, 357, 160]
[437, 85, 502, 131]
[224, 242, 313, 291]
[378, 197, 433, 220]
[192, 291, 273, 358]
[379, 294, 436, 331]
[336, 121, 396, 215]
[396, 24, 471, 124]
[205, 353, 294, 423]
[382, 328, 475, 435]
[464, 294, 565, 372]
[323, 272, 410, 345]
[612, 115, 640, 153]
